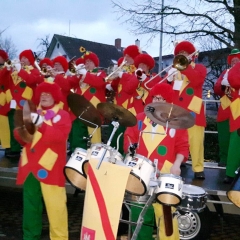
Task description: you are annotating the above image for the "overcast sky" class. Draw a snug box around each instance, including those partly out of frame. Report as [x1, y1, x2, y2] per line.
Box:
[1, 0, 174, 58]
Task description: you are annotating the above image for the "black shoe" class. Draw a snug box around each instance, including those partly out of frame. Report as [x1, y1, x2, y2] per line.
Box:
[218, 162, 226, 167]
[5, 151, 21, 158]
[194, 171, 205, 180]
[223, 176, 234, 184]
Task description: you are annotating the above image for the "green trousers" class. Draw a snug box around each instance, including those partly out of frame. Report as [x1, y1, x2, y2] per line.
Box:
[8, 109, 21, 152]
[217, 120, 230, 164]
[226, 130, 240, 177]
[131, 203, 155, 240]
[68, 118, 89, 152]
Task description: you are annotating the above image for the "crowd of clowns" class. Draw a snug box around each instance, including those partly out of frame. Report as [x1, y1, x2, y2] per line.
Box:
[0, 40, 240, 240]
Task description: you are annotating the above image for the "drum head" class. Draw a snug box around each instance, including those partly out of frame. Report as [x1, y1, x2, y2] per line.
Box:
[157, 193, 181, 206]
[182, 184, 205, 195]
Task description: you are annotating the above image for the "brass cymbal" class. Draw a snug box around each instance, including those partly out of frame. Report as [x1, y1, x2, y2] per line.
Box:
[14, 109, 33, 143]
[67, 93, 102, 128]
[144, 102, 195, 129]
[23, 100, 36, 135]
[97, 102, 137, 127]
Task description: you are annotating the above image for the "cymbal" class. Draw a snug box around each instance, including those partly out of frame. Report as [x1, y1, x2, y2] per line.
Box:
[97, 103, 137, 127]
[144, 102, 195, 129]
[67, 93, 102, 128]
[14, 109, 33, 143]
[23, 100, 36, 135]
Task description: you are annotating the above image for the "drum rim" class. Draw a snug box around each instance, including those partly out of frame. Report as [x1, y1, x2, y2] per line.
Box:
[90, 143, 123, 158]
[125, 153, 156, 168]
[159, 173, 182, 180]
[156, 191, 182, 206]
[182, 184, 206, 195]
[73, 147, 87, 153]
[125, 172, 147, 196]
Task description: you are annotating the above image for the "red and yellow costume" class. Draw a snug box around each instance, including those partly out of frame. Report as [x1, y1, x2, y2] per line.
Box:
[14, 82, 71, 240]
[168, 41, 207, 174]
[225, 60, 240, 177]
[214, 69, 232, 166]
[69, 52, 107, 144]
[124, 83, 189, 240]
[4, 50, 41, 154]
[0, 50, 11, 148]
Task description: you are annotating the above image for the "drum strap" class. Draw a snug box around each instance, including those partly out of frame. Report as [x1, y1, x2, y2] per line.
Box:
[162, 205, 173, 236]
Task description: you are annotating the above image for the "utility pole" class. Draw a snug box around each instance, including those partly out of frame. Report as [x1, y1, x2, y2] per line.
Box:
[158, 0, 164, 73]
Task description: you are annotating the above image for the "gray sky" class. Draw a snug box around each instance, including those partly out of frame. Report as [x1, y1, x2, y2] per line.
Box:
[0, 0, 173, 58]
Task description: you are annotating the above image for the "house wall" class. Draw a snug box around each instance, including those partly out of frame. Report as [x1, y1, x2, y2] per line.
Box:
[50, 42, 69, 60]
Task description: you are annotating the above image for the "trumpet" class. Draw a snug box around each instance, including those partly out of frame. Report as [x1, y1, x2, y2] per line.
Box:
[104, 58, 127, 82]
[144, 50, 199, 90]
[69, 63, 86, 75]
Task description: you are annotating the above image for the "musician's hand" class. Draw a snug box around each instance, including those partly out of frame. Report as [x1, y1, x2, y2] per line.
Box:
[139, 73, 147, 82]
[128, 143, 138, 156]
[4, 62, 11, 71]
[170, 165, 181, 176]
[30, 113, 43, 127]
[167, 67, 178, 82]
[13, 63, 21, 73]
[117, 70, 124, 78]
[106, 83, 113, 91]
[221, 76, 230, 86]
[77, 67, 87, 76]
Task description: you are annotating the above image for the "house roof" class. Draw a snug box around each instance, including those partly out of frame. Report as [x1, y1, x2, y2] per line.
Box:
[45, 34, 124, 69]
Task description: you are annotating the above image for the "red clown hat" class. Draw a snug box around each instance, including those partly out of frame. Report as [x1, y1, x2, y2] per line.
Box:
[123, 45, 141, 59]
[52, 56, 68, 72]
[19, 49, 35, 65]
[83, 52, 99, 67]
[0, 49, 8, 61]
[134, 53, 155, 70]
[149, 83, 173, 103]
[35, 81, 62, 104]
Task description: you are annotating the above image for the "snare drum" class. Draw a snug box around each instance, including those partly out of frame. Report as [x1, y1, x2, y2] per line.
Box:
[124, 153, 155, 196]
[64, 148, 89, 190]
[155, 174, 183, 207]
[90, 143, 123, 163]
[178, 184, 207, 212]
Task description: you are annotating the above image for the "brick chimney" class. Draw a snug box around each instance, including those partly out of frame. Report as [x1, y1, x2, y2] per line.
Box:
[115, 38, 121, 49]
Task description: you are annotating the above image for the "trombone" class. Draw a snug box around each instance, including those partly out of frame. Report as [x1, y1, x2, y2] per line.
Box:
[144, 50, 199, 90]
[104, 58, 127, 82]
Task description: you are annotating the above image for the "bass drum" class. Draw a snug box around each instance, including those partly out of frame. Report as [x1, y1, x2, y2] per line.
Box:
[176, 206, 213, 240]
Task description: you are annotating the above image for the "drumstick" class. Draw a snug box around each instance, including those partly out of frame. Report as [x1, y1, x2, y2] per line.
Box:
[162, 205, 173, 236]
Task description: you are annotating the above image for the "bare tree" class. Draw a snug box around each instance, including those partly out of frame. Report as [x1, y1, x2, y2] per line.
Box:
[0, 35, 17, 59]
[112, 0, 240, 49]
[36, 35, 51, 59]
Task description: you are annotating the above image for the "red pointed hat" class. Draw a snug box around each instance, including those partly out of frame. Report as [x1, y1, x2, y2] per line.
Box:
[52, 56, 68, 72]
[75, 57, 85, 66]
[227, 49, 240, 65]
[149, 83, 173, 103]
[19, 49, 35, 65]
[134, 53, 155, 70]
[39, 58, 53, 68]
[0, 49, 8, 61]
[123, 45, 141, 59]
[83, 52, 99, 67]
[174, 41, 196, 55]
[35, 81, 62, 104]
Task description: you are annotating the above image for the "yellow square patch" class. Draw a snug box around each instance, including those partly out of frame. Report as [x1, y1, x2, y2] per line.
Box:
[230, 98, 240, 120]
[22, 86, 33, 100]
[160, 160, 173, 174]
[5, 89, 12, 103]
[38, 148, 58, 171]
[188, 96, 202, 114]
[220, 95, 231, 110]
[0, 92, 6, 106]
[31, 131, 42, 148]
